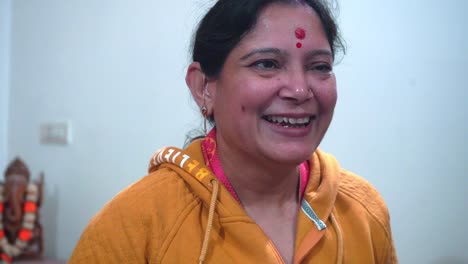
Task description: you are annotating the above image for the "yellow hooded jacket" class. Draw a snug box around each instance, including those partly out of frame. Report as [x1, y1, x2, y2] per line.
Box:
[69, 140, 398, 263]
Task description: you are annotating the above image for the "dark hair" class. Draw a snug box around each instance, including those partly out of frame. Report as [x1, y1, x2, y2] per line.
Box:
[191, 0, 346, 79]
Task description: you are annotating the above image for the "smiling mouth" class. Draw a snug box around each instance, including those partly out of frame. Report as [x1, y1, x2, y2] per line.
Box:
[263, 115, 316, 128]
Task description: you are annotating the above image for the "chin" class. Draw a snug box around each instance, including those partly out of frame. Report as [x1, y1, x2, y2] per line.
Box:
[267, 144, 317, 165]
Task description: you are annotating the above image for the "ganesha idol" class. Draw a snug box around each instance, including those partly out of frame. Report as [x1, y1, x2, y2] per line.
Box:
[0, 158, 43, 263]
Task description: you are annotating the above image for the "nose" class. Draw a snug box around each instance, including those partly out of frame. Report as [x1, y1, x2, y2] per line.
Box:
[278, 70, 313, 103]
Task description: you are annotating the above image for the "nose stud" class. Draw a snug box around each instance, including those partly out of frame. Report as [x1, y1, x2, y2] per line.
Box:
[294, 88, 311, 93]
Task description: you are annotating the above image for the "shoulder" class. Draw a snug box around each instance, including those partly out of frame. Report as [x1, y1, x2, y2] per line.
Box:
[69, 167, 199, 263]
[338, 170, 399, 263]
[337, 169, 392, 237]
[94, 166, 199, 230]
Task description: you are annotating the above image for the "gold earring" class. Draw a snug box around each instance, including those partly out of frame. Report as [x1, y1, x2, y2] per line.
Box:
[204, 83, 210, 97]
[201, 106, 208, 135]
[201, 82, 209, 135]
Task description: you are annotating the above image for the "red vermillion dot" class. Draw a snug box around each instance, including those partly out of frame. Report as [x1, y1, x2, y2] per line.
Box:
[296, 42, 302, 48]
[295, 28, 306, 40]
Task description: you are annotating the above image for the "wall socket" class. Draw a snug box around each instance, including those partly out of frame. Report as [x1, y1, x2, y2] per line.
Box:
[40, 121, 72, 145]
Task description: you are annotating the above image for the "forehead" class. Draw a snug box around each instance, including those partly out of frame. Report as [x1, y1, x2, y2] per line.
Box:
[239, 3, 327, 47]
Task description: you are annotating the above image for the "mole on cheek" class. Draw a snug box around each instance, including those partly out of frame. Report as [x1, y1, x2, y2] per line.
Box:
[241, 106, 246, 112]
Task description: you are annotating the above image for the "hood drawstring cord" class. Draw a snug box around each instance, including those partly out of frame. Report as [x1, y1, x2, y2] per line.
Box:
[199, 180, 219, 264]
[330, 211, 344, 264]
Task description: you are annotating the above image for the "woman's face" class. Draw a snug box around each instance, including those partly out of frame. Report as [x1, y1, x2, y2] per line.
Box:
[211, 3, 337, 166]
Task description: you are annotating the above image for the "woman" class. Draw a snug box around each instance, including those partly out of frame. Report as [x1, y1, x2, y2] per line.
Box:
[70, 0, 398, 263]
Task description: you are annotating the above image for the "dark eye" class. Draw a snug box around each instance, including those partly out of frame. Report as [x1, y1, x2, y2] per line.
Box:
[252, 59, 279, 70]
[311, 63, 333, 74]
[309, 63, 333, 74]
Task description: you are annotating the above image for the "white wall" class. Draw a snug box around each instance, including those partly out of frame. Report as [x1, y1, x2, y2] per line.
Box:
[6, 0, 468, 263]
[321, 0, 468, 263]
[8, 0, 205, 259]
[0, 0, 11, 172]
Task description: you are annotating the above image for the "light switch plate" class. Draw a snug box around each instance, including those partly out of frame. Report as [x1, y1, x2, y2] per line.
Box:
[40, 121, 72, 145]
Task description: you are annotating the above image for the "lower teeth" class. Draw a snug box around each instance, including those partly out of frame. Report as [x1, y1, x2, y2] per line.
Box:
[263, 118, 310, 128]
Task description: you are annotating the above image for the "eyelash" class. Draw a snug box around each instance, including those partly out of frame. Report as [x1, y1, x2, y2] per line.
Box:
[249, 60, 333, 75]
[309, 63, 333, 73]
[251, 59, 280, 70]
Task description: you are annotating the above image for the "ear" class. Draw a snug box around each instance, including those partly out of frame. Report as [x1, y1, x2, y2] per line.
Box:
[185, 62, 215, 115]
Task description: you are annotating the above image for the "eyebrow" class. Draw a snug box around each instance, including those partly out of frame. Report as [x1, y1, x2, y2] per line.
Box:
[305, 49, 333, 58]
[240, 48, 333, 61]
[240, 48, 284, 61]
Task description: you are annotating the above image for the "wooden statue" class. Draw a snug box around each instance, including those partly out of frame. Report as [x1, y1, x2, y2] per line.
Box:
[0, 158, 43, 263]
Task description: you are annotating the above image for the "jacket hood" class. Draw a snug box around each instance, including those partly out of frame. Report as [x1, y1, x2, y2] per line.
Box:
[149, 139, 246, 217]
[148, 139, 340, 222]
[149, 139, 344, 263]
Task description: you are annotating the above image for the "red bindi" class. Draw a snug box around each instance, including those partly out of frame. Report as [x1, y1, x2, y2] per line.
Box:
[295, 27, 306, 40]
[294, 27, 306, 48]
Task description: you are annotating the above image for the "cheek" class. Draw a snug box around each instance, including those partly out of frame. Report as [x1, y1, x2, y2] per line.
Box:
[214, 74, 275, 118]
[226, 81, 267, 110]
[315, 80, 337, 112]
[213, 83, 249, 120]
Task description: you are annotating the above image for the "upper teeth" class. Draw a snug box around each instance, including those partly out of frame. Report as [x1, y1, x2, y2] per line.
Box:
[267, 116, 311, 124]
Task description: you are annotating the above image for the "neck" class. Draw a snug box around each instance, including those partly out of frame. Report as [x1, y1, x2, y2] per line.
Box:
[217, 137, 299, 206]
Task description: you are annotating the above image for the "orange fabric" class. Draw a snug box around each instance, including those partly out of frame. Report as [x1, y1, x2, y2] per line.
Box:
[294, 226, 325, 263]
[69, 140, 398, 263]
